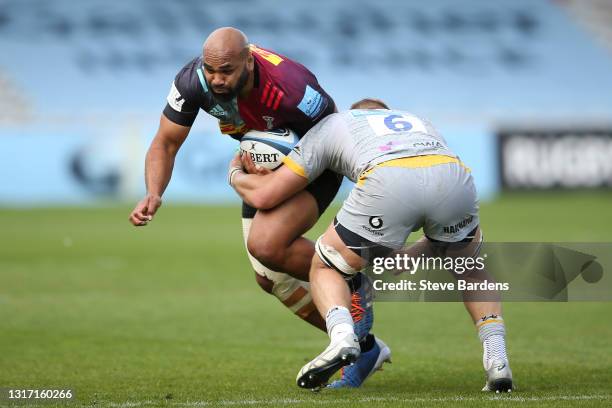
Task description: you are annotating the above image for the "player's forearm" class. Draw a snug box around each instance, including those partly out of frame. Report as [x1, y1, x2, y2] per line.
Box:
[144, 140, 178, 197]
[232, 172, 278, 209]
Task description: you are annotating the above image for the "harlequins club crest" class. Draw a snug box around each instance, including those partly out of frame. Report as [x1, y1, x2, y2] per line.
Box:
[262, 116, 275, 129]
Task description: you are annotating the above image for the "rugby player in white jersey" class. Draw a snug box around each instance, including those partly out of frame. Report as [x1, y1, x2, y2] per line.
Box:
[228, 98, 513, 392]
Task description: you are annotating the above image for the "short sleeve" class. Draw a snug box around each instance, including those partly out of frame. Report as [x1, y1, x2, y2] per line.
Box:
[276, 67, 336, 136]
[162, 67, 200, 127]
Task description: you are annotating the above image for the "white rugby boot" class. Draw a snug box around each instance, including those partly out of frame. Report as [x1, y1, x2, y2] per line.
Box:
[296, 332, 360, 390]
[482, 359, 513, 392]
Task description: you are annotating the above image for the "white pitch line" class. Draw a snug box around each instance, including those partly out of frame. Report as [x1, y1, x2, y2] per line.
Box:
[173, 394, 611, 406]
[106, 401, 155, 408]
[70, 394, 611, 408]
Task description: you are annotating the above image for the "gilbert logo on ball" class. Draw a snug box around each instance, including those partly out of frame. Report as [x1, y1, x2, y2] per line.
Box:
[239, 128, 299, 170]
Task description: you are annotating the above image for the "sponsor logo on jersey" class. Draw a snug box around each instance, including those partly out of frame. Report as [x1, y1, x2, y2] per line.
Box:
[219, 122, 249, 135]
[262, 116, 275, 129]
[378, 140, 406, 152]
[297, 85, 325, 119]
[413, 141, 444, 148]
[209, 104, 228, 118]
[167, 82, 185, 111]
[443, 215, 474, 234]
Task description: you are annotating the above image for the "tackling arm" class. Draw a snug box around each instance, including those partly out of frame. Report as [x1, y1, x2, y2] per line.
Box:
[230, 159, 309, 210]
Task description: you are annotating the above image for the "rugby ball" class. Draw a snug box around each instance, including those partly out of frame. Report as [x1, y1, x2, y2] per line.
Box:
[239, 128, 299, 170]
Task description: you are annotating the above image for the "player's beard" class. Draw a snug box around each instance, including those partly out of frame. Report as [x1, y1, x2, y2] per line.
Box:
[212, 65, 249, 102]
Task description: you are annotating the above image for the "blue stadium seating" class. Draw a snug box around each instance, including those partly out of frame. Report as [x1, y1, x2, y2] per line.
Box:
[1, 0, 611, 119]
[1, 0, 611, 203]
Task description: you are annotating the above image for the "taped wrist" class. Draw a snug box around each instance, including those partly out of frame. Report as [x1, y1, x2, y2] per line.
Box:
[228, 167, 243, 187]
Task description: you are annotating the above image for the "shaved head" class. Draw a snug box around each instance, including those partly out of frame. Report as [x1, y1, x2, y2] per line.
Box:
[203, 27, 249, 62]
[201, 27, 254, 100]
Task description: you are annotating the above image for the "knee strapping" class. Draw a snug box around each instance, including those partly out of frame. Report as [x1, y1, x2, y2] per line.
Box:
[242, 218, 314, 316]
[315, 236, 359, 277]
[270, 273, 314, 316]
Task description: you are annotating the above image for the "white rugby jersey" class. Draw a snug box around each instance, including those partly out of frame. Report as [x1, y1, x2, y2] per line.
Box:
[283, 109, 457, 182]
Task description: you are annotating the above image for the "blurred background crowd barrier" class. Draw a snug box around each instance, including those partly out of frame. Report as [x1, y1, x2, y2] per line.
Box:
[1, 0, 611, 205]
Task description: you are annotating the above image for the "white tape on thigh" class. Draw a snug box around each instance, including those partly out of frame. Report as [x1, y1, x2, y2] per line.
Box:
[241, 218, 278, 279]
[315, 235, 359, 276]
[241, 218, 312, 313]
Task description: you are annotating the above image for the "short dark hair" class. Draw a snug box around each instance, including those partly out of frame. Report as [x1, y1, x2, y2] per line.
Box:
[350, 98, 390, 110]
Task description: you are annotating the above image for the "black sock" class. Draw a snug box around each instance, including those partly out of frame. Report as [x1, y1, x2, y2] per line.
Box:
[359, 333, 375, 352]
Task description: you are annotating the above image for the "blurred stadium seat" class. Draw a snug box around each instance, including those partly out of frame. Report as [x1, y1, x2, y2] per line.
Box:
[0, 0, 611, 203]
[0, 69, 31, 124]
[560, 0, 612, 52]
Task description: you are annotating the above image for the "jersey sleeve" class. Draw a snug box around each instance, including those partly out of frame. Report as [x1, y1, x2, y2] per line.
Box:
[277, 67, 336, 136]
[162, 65, 200, 127]
[283, 116, 335, 182]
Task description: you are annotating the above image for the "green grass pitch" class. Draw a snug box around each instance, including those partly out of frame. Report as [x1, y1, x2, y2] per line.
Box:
[1, 192, 611, 407]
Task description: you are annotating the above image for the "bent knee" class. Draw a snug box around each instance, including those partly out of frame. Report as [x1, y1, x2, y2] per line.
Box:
[247, 236, 286, 268]
[254, 272, 274, 294]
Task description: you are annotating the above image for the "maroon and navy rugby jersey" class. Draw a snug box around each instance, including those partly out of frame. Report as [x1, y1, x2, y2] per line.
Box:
[163, 45, 336, 139]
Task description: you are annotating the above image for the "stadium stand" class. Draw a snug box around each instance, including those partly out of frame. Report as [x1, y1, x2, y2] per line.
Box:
[0, 0, 611, 203]
[0, 70, 32, 124]
[1, 0, 611, 122]
[559, 0, 612, 53]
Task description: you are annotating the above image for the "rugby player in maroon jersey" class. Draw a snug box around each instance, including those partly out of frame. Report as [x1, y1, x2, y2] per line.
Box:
[129, 27, 391, 388]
